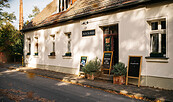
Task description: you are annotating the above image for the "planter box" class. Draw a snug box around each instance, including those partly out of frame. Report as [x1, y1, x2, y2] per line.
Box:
[50, 52, 55, 56]
[150, 53, 163, 57]
[113, 76, 125, 85]
[65, 52, 71, 56]
[27, 53, 30, 55]
[34, 53, 38, 56]
[87, 74, 95, 80]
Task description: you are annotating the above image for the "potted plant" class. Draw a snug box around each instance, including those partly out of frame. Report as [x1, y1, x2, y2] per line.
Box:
[34, 52, 38, 56]
[150, 52, 163, 57]
[27, 52, 30, 55]
[65, 52, 71, 56]
[50, 52, 55, 56]
[112, 62, 127, 85]
[82, 57, 101, 80]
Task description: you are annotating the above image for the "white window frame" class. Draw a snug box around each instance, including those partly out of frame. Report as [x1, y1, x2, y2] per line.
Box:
[65, 32, 71, 53]
[50, 34, 55, 52]
[58, 0, 72, 12]
[62, 32, 72, 58]
[34, 36, 38, 55]
[26, 38, 31, 55]
[147, 18, 167, 57]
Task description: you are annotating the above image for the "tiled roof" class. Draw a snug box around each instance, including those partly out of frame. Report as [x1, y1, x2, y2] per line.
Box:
[22, 0, 150, 31]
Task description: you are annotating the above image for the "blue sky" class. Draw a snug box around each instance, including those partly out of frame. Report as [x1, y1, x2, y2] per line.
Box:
[3, 0, 53, 29]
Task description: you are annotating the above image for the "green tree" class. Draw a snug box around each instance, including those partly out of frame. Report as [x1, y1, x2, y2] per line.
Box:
[24, 6, 40, 27]
[0, 22, 23, 56]
[28, 6, 40, 19]
[0, 0, 23, 62]
[0, 0, 16, 27]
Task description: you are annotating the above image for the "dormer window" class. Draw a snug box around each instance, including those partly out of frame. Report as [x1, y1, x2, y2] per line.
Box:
[58, 0, 72, 12]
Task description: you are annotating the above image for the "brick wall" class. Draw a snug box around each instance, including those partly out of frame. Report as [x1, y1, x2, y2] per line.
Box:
[0, 52, 7, 63]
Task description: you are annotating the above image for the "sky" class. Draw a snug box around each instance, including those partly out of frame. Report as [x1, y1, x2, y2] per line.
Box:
[3, 0, 53, 29]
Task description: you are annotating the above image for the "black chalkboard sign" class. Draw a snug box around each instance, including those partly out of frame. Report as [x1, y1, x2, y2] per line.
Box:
[80, 56, 88, 71]
[102, 51, 113, 69]
[126, 56, 142, 87]
[128, 57, 141, 77]
[101, 51, 113, 75]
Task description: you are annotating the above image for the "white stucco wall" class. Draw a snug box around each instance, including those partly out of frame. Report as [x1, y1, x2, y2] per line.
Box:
[145, 3, 173, 79]
[24, 2, 173, 80]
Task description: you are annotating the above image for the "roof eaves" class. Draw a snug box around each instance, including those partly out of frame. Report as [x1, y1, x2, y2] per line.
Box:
[21, 0, 151, 32]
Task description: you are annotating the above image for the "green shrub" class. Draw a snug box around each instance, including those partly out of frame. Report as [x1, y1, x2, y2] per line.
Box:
[112, 62, 127, 76]
[82, 57, 101, 75]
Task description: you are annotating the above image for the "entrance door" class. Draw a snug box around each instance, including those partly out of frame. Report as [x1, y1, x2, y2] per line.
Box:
[103, 25, 119, 66]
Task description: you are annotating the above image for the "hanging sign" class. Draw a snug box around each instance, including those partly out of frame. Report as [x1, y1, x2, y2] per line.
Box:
[126, 56, 142, 87]
[82, 30, 95, 37]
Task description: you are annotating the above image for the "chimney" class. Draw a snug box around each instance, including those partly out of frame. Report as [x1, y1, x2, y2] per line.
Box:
[19, 0, 23, 30]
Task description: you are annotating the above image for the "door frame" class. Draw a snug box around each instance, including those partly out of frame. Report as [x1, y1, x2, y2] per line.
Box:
[102, 24, 119, 66]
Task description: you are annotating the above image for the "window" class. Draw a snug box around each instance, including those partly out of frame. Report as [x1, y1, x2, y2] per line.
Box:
[27, 38, 31, 55]
[62, 0, 64, 11]
[49, 34, 55, 56]
[103, 26, 118, 35]
[58, 0, 72, 12]
[67, 33, 71, 53]
[149, 19, 166, 57]
[59, 0, 61, 12]
[35, 43, 38, 55]
[34, 37, 38, 56]
[29, 44, 31, 54]
[66, 0, 71, 9]
[53, 42, 55, 52]
[63, 32, 71, 57]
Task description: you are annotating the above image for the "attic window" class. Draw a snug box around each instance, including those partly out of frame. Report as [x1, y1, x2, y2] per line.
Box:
[59, 0, 72, 12]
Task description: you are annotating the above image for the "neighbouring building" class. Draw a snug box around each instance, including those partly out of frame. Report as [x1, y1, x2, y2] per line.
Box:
[0, 52, 7, 63]
[22, 0, 173, 90]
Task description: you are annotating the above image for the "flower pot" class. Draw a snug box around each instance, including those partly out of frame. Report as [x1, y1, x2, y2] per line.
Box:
[34, 53, 38, 55]
[27, 53, 30, 55]
[50, 52, 55, 56]
[87, 74, 95, 80]
[113, 76, 125, 85]
[150, 53, 163, 57]
[119, 76, 125, 85]
[65, 52, 71, 56]
[113, 76, 119, 84]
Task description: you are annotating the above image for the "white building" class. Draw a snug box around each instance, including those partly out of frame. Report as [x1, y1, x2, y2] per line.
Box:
[22, 0, 173, 90]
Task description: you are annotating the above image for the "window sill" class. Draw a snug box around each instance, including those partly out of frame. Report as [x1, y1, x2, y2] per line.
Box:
[26, 53, 30, 55]
[145, 56, 169, 63]
[48, 55, 56, 59]
[62, 55, 72, 59]
[33, 55, 39, 58]
[26, 55, 30, 57]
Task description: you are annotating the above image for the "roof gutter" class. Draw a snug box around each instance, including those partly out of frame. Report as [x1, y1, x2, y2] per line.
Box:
[21, 0, 150, 32]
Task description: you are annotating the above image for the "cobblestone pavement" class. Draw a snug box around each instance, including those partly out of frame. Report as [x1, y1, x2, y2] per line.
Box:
[1, 63, 173, 102]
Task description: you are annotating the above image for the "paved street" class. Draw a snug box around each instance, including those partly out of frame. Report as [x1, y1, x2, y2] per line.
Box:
[0, 67, 145, 102]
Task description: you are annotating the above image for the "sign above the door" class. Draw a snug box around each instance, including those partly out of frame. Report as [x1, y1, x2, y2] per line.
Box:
[82, 30, 95, 37]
